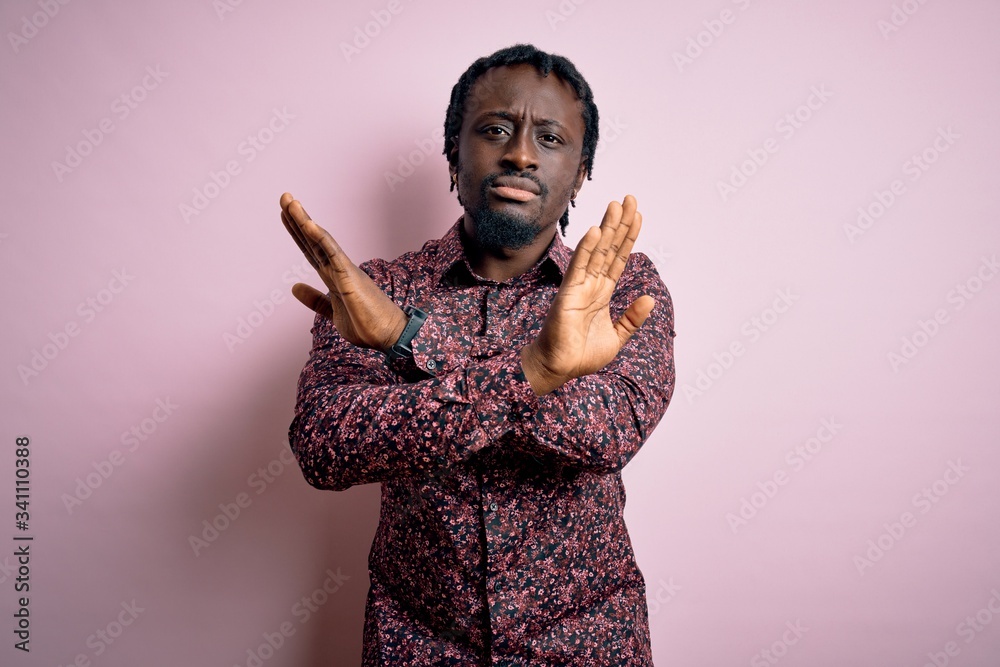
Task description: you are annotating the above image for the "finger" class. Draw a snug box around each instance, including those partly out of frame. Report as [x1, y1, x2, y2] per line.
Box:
[288, 200, 354, 274]
[281, 208, 321, 274]
[287, 200, 347, 278]
[286, 200, 332, 266]
[280, 192, 301, 230]
[603, 194, 637, 274]
[291, 283, 334, 320]
[303, 218, 356, 280]
[564, 225, 602, 287]
[608, 209, 642, 285]
[613, 294, 655, 348]
[280, 192, 312, 220]
[585, 200, 623, 278]
[293, 207, 365, 303]
[282, 197, 321, 264]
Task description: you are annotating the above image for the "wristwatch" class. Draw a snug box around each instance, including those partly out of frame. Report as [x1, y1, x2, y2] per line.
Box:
[387, 305, 428, 360]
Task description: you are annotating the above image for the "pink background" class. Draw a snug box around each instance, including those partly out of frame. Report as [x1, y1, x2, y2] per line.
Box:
[3, 0, 1000, 665]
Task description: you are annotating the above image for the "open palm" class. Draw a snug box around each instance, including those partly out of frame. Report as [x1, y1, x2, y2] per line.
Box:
[280, 193, 406, 352]
[527, 195, 655, 385]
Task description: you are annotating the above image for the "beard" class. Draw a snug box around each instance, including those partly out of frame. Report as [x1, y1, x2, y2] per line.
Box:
[470, 205, 540, 252]
[462, 168, 551, 252]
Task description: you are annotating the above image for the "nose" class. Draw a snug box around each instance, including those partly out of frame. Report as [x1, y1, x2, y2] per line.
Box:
[500, 126, 538, 172]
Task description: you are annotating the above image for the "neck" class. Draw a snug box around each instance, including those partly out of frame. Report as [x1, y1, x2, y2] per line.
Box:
[460, 215, 557, 283]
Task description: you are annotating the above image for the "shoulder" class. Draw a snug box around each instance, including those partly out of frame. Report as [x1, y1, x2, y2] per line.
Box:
[357, 236, 445, 302]
[613, 251, 675, 335]
[617, 252, 670, 298]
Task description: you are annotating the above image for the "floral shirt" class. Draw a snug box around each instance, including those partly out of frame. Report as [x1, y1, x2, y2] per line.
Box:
[288, 217, 676, 665]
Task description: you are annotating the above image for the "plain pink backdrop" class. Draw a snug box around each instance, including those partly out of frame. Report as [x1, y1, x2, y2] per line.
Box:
[3, 0, 999, 665]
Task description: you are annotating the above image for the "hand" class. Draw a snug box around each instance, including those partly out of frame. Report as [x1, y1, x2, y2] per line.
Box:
[279, 192, 408, 352]
[520, 194, 655, 395]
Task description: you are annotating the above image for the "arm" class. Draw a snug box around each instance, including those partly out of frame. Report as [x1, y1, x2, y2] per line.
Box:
[288, 260, 543, 491]
[278, 193, 540, 491]
[282, 192, 668, 486]
[291, 255, 673, 488]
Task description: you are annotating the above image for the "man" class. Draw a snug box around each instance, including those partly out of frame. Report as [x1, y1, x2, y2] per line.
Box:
[281, 43, 675, 666]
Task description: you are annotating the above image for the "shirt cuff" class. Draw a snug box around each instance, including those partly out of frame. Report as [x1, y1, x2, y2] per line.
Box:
[433, 348, 540, 459]
[413, 310, 472, 375]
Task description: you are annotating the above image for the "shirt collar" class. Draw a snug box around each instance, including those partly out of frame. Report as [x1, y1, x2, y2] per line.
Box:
[432, 217, 573, 287]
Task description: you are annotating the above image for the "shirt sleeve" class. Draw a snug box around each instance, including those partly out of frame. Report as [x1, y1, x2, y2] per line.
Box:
[287, 259, 542, 492]
[509, 253, 676, 474]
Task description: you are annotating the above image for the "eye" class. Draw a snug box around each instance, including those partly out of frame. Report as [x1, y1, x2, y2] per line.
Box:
[482, 125, 509, 136]
[539, 133, 562, 145]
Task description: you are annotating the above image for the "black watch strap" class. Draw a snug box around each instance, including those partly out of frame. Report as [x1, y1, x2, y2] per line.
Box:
[388, 305, 428, 359]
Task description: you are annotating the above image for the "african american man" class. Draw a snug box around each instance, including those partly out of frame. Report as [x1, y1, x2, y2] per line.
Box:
[281, 43, 676, 666]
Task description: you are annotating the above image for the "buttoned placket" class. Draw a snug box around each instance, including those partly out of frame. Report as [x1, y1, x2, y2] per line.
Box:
[479, 285, 505, 628]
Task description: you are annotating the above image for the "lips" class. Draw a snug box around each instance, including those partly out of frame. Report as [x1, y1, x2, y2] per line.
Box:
[490, 176, 540, 202]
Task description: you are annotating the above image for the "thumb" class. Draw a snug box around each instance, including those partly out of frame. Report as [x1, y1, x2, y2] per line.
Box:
[614, 295, 655, 347]
[291, 283, 334, 320]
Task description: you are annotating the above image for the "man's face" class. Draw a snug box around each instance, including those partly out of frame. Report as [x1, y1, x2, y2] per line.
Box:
[450, 63, 588, 252]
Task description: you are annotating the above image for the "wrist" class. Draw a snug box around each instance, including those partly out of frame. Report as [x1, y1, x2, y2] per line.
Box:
[519, 343, 568, 396]
[385, 305, 427, 358]
[382, 312, 408, 354]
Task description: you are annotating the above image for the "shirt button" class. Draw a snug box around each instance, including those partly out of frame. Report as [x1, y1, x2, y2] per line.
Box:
[489, 502, 498, 511]
[425, 359, 437, 370]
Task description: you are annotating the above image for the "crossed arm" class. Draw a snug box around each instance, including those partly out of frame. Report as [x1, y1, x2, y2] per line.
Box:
[281, 193, 675, 490]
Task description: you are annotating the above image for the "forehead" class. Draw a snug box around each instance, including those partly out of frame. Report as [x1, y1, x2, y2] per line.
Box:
[463, 63, 584, 129]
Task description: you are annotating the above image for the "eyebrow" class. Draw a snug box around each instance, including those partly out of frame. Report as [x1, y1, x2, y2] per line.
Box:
[480, 110, 568, 131]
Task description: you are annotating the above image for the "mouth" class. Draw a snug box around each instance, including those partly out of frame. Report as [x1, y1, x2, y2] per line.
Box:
[489, 176, 541, 202]
[491, 186, 537, 202]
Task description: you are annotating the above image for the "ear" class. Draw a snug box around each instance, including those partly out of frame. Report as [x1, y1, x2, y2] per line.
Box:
[573, 159, 587, 195]
[448, 135, 460, 178]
